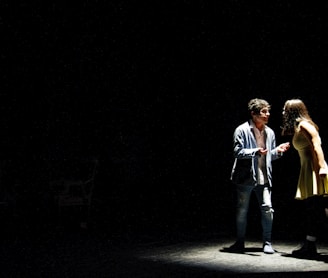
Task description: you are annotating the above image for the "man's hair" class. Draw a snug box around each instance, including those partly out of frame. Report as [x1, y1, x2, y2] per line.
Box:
[248, 98, 271, 115]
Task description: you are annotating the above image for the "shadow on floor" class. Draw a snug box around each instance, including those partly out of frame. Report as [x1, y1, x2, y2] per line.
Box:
[1, 226, 328, 277]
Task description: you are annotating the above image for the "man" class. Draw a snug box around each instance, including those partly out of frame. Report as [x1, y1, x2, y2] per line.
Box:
[228, 98, 290, 254]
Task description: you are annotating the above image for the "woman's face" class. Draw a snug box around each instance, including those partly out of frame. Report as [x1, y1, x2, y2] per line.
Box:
[282, 102, 291, 117]
[282, 106, 286, 116]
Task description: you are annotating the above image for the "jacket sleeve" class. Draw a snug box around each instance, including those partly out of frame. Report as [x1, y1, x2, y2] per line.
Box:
[268, 129, 283, 161]
[233, 126, 260, 159]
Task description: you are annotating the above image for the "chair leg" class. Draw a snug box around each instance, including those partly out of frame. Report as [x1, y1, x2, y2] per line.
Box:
[57, 205, 63, 228]
[80, 204, 90, 229]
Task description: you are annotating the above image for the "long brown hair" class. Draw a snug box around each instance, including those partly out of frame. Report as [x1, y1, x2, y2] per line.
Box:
[281, 99, 318, 136]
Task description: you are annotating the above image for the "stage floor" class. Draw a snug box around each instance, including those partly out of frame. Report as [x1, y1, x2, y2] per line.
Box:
[1, 230, 328, 277]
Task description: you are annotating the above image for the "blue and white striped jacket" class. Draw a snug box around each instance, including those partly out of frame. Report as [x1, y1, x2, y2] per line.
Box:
[230, 120, 282, 187]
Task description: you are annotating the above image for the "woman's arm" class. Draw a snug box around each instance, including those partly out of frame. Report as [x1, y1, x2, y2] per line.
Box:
[300, 121, 327, 176]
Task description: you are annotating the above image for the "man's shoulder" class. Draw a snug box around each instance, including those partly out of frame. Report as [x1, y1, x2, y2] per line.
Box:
[235, 121, 251, 130]
[237, 121, 250, 127]
[264, 125, 274, 132]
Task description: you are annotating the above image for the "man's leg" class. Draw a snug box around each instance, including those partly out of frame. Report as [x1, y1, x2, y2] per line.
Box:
[235, 184, 252, 241]
[255, 185, 274, 254]
[227, 184, 252, 252]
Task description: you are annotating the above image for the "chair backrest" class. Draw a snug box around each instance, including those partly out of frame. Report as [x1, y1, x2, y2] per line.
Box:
[89, 158, 99, 180]
[84, 158, 99, 197]
[51, 157, 98, 179]
[51, 157, 99, 228]
[50, 157, 99, 197]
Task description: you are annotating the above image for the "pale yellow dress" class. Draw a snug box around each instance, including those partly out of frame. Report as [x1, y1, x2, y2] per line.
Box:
[292, 128, 328, 200]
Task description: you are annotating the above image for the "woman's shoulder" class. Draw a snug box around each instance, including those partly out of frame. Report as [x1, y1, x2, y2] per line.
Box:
[298, 120, 318, 136]
[299, 120, 316, 130]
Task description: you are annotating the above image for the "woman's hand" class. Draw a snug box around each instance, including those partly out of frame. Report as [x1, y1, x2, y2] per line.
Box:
[319, 167, 327, 177]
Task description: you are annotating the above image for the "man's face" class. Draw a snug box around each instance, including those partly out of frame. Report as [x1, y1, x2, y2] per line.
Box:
[254, 106, 270, 124]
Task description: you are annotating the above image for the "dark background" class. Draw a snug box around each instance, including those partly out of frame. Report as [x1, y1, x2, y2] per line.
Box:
[1, 2, 328, 240]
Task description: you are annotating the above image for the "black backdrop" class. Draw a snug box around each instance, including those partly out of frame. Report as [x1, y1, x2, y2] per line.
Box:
[1, 2, 328, 239]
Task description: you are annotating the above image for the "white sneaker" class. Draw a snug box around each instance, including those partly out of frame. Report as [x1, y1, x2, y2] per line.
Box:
[263, 241, 275, 254]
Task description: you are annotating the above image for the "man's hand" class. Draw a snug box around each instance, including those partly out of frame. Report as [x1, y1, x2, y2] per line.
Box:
[277, 142, 290, 153]
[258, 148, 268, 155]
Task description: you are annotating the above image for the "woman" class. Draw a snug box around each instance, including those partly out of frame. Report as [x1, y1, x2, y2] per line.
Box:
[281, 99, 328, 257]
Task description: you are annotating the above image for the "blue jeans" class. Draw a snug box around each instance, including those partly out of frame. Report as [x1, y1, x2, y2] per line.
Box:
[235, 183, 273, 243]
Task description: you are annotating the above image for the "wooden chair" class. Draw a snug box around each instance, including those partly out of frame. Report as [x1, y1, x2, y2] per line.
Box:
[50, 157, 99, 229]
